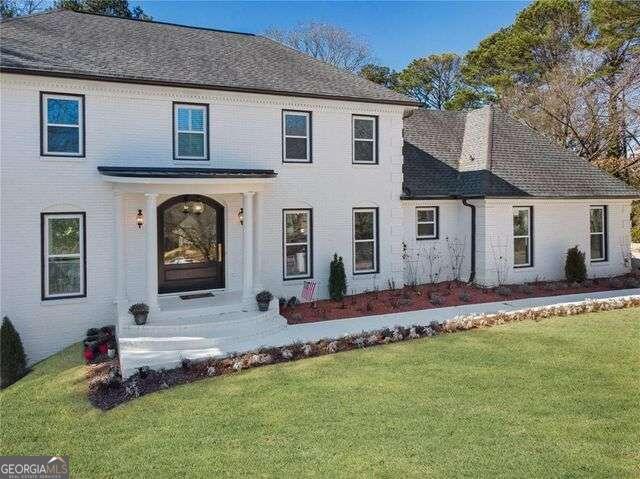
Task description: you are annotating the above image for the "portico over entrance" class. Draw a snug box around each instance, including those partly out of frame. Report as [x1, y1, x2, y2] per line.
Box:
[98, 166, 276, 319]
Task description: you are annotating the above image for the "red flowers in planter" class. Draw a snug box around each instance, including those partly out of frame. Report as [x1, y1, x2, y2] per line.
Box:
[98, 342, 109, 355]
[83, 346, 95, 362]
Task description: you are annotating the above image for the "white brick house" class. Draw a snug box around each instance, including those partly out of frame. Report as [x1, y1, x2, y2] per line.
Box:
[1, 11, 637, 368]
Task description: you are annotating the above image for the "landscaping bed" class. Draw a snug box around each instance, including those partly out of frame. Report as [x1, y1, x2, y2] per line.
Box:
[87, 294, 640, 410]
[281, 274, 640, 323]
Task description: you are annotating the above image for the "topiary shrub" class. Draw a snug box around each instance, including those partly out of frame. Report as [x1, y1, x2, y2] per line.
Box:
[565, 246, 587, 283]
[329, 253, 347, 301]
[1, 317, 28, 388]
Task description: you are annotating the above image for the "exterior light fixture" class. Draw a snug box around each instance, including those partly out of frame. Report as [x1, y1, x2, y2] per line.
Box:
[192, 202, 204, 215]
[238, 208, 244, 225]
[136, 209, 144, 228]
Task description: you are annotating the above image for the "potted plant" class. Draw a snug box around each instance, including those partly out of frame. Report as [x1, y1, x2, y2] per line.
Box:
[255, 291, 273, 312]
[128, 303, 150, 325]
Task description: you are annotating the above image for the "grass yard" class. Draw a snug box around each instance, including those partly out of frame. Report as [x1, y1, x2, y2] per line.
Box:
[1, 309, 639, 478]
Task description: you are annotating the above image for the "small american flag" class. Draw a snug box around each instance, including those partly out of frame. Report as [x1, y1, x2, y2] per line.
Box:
[301, 281, 317, 302]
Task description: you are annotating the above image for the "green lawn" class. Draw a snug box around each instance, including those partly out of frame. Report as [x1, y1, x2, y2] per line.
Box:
[1, 309, 639, 478]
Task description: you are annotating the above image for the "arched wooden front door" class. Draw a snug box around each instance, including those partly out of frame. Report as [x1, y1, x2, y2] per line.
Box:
[157, 195, 225, 294]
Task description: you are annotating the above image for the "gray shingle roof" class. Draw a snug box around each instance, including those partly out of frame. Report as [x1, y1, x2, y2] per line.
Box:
[403, 107, 639, 199]
[0, 10, 418, 106]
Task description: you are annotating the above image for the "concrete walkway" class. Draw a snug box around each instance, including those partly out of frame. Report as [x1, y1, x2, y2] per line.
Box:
[119, 288, 640, 377]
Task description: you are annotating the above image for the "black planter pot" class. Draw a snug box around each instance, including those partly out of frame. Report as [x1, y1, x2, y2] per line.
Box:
[133, 312, 148, 325]
[257, 302, 270, 312]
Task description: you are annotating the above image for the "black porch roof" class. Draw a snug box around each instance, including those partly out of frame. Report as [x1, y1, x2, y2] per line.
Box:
[97, 166, 277, 179]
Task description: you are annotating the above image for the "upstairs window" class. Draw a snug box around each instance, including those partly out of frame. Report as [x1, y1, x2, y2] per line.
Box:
[352, 115, 378, 164]
[353, 208, 379, 273]
[41, 92, 84, 156]
[283, 209, 312, 280]
[416, 206, 439, 240]
[513, 206, 533, 267]
[590, 206, 607, 262]
[41, 212, 86, 300]
[282, 111, 311, 162]
[174, 103, 208, 160]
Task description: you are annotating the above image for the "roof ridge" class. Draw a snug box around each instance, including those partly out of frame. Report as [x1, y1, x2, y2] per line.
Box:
[0, 8, 60, 23]
[1, 8, 256, 36]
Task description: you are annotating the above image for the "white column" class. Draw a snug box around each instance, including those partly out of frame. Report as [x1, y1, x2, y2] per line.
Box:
[145, 193, 159, 311]
[114, 191, 127, 317]
[253, 191, 263, 291]
[242, 191, 255, 300]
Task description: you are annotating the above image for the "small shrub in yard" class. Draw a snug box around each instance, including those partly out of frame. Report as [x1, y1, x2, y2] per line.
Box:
[565, 246, 587, 283]
[0, 317, 28, 388]
[518, 284, 535, 295]
[609, 278, 625, 289]
[329, 254, 347, 301]
[430, 293, 444, 305]
[458, 291, 471, 302]
[632, 226, 640, 243]
[624, 277, 640, 288]
[495, 286, 512, 297]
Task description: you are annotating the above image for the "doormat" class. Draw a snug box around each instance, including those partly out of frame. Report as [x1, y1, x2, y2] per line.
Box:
[179, 292, 214, 300]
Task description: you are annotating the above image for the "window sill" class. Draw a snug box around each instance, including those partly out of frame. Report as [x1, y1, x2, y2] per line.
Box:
[352, 162, 380, 167]
[283, 277, 313, 283]
[353, 271, 379, 276]
[40, 156, 85, 162]
[173, 158, 210, 163]
[416, 236, 439, 241]
[41, 296, 88, 306]
[590, 260, 609, 265]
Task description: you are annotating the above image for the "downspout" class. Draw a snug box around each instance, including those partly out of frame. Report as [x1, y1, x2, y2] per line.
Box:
[462, 199, 476, 283]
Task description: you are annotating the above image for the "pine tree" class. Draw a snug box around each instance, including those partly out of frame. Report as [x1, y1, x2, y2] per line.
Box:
[329, 254, 347, 301]
[565, 246, 587, 283]
[1, 316, 28, 388]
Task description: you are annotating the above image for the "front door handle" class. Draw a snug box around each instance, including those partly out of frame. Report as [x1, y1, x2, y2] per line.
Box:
[217, 243, 223, 261]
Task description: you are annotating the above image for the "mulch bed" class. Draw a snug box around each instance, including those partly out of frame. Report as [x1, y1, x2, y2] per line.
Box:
[281, 274, 640, 324]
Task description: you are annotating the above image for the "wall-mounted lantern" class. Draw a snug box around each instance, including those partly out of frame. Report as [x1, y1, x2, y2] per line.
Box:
[136, 209, 144, 228]
[238, 208, 244, 225]
[192, 202, 204, 215]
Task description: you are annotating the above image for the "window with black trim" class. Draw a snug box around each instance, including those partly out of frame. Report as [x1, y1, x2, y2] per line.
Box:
[590, 206, 607, 262]
[352, 115, 378, 164]
[174, 103, 209, 160]
[416, 206, 439, 239]
[41, 212, 86, 300]
[283, 209, 312, 279]
[282, 111, 311, 162]
[353, 208, 379, 273]
[513, 206, 532, 267]
[40, 92, 85, 157]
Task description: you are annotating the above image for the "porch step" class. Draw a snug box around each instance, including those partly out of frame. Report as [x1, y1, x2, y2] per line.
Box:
[119, 307, 286, 340]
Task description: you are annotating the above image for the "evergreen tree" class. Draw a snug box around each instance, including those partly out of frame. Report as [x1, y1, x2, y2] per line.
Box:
[1, 317, 28, 388]
[329, 254, 347, 301]
[565, 246, 587, 283]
